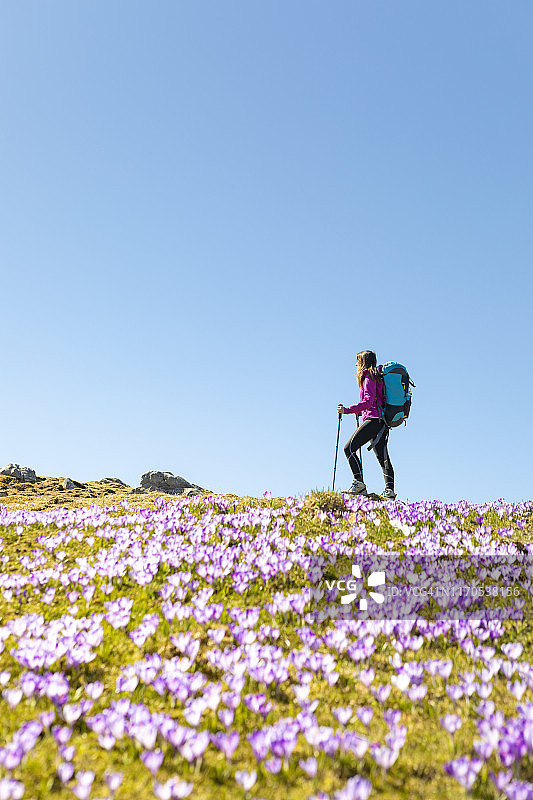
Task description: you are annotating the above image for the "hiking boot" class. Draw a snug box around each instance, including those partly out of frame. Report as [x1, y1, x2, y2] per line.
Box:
[381, 488, 397, 500]
[346, 480, 367, 496]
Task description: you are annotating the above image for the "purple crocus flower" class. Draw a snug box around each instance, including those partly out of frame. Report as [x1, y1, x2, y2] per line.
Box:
[0, 779, 25, 800]
[358, 668, 375, 686]
[141, 749, 164, 774]
[476, 700, 495, 718]
[1, 745, 24, 771]
[444, 756, 483, 792]
[340, 731, 369, 759]
[440, 714, 462, 735]
[371, 684, 391, 703]
[235, 769, 257, 792]
[82, 586, 95, 603]
[153, 777, 193, 799]
[333, 706, 353, 726]
[502, 661, 516, 679]
[104, 597, 133, 629]
[183, 699, 206, 727]
[39, 710, 55, 729]
[489, 769, 513, 792]
[166, 725, 189, 750]
[445, 685, 463, 704]
[19, 672, 42, 698]
[104, 771, 123, 793]
[503, 780, 533, 800]
[476, 681, 493, 700]
[116, 672, 139, 694]
[98, 733, 116, 750]
[473, 738, 495, 760]
[334, 775, 372, 800]
[153, 780, 173, 800]
[293, 684, 310, 704]
[57, 762, 75, 783]
[130, 721, 157, 750]
[221, 691, 241, 710]
[207, 628, 225, 644]
[406, 684, 427, 702]
[356, 707, 373, 728]
[371, 745, 399, 771]
[180, 730, 209, 763]
[173, 778, 194, 798]
[383, 709, 402, 728]
[211, 731, 239, 760]
[243, 693, 273, 718]
[270, 734, 297, 759]
[59, 745, 76, 762]
[85, 681, 104, 700]
[218, 708, 235, 728]
[2, 689, 22, 708]
[62, 704, 83, 725]
[391, 672, 410, 692]
[44, 672, 69, 703]
[264, 757, 282, 774]
[0, 668, 11, 686]
[502, 643, 523, 660]
[52, 726, 72, 745]
[299, 757, 318, 777]
[248, 730, 270, 762]
[154, 777, 193, 800]
[508, 680, 527, 701]
[72, 770, 94, 800]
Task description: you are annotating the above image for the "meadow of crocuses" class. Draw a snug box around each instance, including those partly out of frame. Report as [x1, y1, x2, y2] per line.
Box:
[0, 491, 532, 800]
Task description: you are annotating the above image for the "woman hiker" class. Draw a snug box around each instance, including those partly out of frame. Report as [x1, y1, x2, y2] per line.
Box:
[337, 350, 396, 498]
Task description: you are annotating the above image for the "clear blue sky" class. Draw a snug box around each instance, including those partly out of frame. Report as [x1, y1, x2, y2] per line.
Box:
[1, 1, 532, 503]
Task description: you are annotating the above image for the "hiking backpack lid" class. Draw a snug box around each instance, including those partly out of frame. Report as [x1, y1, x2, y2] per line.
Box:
[381, 362, 415, 427]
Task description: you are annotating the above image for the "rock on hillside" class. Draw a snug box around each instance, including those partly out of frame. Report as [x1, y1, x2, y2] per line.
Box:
[0, 465, 206, 505]
[0, 472, 132, 502]
[1, 463, 37, 483]
[134, 470, 204, 496]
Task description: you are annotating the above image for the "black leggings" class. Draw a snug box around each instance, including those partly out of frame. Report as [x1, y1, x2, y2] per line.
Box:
[344, 417, 394, 490]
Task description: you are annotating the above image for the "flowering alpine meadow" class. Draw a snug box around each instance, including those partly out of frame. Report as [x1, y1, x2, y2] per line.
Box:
[0, 491, 532, 799]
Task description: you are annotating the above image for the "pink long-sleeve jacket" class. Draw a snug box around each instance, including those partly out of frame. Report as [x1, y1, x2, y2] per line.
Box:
[343, 368, 384, 422]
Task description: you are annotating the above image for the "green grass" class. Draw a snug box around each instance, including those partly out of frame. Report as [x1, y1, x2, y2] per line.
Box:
[0, 491, 532, 799]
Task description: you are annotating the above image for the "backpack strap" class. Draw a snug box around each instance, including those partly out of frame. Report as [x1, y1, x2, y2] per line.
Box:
[367, 420, 389, 452]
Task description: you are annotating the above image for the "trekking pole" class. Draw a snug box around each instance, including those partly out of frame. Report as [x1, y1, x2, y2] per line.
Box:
[357, 415, 362, 466]
[332, 412, 342, 491]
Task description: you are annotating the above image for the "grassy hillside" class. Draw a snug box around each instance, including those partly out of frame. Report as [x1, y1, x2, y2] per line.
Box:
[0, 490, 532, 800]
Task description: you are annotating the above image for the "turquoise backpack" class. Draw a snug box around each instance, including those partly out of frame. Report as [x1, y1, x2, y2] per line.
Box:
[381, 362, 415, 427]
